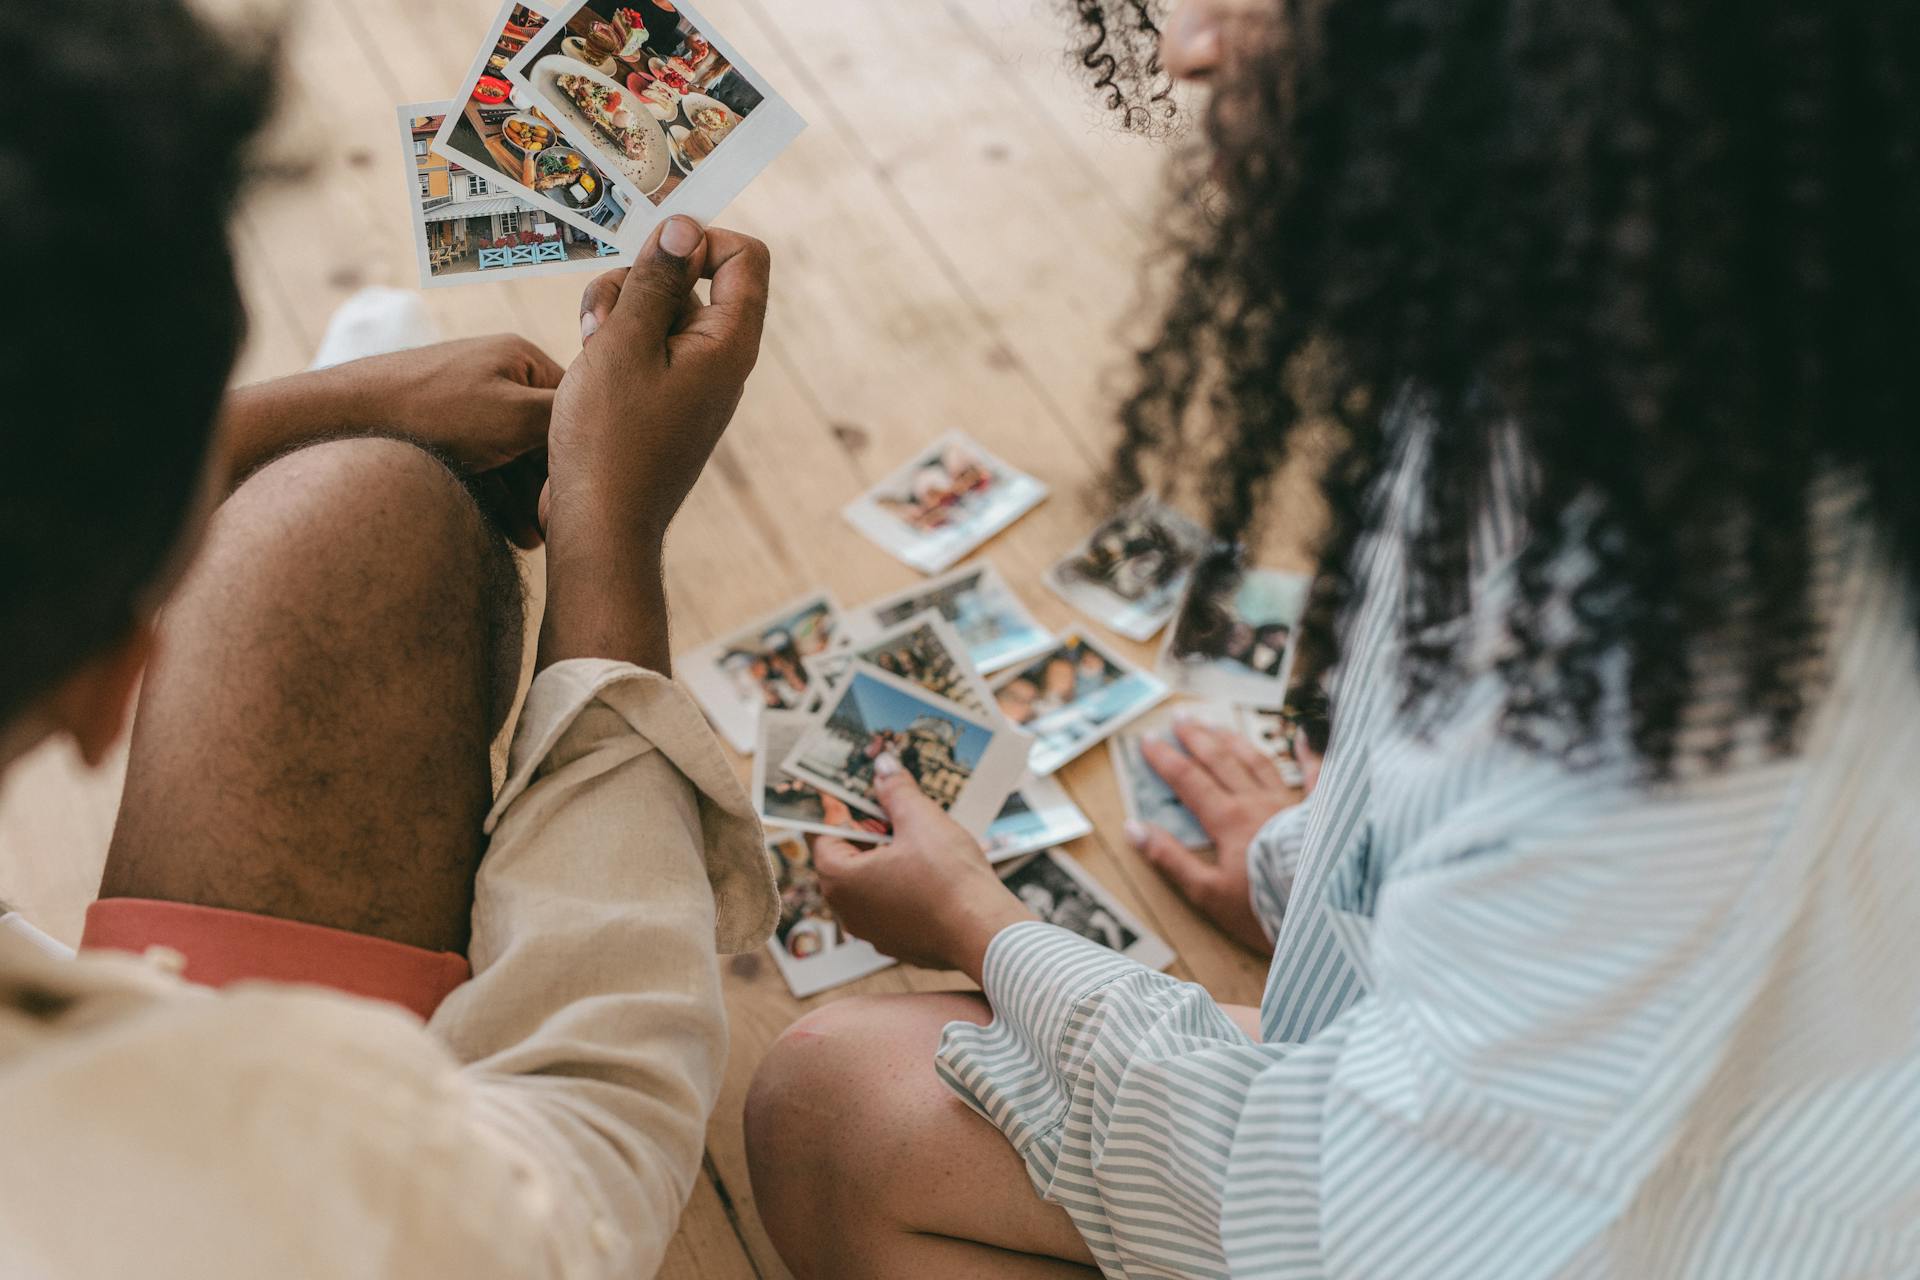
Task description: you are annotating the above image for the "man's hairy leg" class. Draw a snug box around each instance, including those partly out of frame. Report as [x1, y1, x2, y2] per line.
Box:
[101, 436, 525, 954]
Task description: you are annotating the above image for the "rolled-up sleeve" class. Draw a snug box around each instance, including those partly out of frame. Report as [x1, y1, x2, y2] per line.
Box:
[937, 921, 1282, 1278]
[425, 658, 778, 1279]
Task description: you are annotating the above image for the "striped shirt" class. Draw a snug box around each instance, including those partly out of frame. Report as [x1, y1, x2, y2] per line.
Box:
[937, 425, 1920, 1278]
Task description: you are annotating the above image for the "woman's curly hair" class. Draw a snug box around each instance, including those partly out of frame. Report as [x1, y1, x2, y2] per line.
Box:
[1067, 0, 1920, 775]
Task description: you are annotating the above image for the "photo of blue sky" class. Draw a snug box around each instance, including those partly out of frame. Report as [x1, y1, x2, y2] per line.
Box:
[830, 673, 992, 769]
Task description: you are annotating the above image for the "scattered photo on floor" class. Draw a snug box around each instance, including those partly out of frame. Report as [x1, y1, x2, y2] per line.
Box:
[399, 104, 621, 287]
[1158, 567, 1310, 706]
[853, 562, 1054, 675]
[804, 612, 997, 715]
[767, 833, 897, 998]
[754, 710, 893, 843]
[506, 0, 805, 240]
[843, 434, 1049, 575]
[993, 630, 1168, 776]
[782, 663, 1031, 835]
[1044, 497, 1214, 642]
[1109, 701, 1241, 850]
[680, 591, 844, 753]
[998, 849, 1174, 970]
[981, 774, 1093, 864]
[433, 1, 640, 243]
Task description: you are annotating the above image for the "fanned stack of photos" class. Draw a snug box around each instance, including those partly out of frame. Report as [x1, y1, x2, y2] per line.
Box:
[396, 0, 804, 288]
[774, 612, 1032, 839]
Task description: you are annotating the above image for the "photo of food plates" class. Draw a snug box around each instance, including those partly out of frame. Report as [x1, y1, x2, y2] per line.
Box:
[432, 0, 640, 242]
[505, 0, 804, 232]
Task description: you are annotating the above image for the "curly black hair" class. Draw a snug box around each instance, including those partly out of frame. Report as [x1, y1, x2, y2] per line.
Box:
[1065, 0, 1920, 776]
[0, 0, 279, 726]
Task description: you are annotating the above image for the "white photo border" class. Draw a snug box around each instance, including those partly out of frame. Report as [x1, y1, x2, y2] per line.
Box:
[680, 589, 845, 754]
[843, 432, 1050, 576]
[764, 834, 897, 998]
[503, 0, 806, 248]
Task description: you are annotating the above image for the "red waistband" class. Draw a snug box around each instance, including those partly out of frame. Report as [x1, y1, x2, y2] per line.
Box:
[82, 898, 470, 1021]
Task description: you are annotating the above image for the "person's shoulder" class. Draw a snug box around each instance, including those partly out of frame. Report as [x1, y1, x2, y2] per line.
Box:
[0, 982, 554, 1278]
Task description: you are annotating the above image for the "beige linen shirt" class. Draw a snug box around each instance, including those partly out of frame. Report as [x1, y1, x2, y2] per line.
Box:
[0, 659, 778, 1280]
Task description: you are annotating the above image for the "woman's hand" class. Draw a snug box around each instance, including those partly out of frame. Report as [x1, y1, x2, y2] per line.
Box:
[1126, 715, 1294, 955]
[537, 216, 771, 673]
[813, 755, 1036, 983]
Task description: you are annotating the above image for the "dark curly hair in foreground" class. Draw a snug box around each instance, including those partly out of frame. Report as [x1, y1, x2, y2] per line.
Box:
[1066, 0, 1920, 775]
[0, 0, 279, 725]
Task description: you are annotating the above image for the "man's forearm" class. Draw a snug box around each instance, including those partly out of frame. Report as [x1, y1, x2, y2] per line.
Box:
[220, 366, 384, 486]
[539, 536, 674, 676]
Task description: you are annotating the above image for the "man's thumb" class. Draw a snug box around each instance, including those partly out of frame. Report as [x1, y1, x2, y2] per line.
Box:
[608, 216, 708, 340]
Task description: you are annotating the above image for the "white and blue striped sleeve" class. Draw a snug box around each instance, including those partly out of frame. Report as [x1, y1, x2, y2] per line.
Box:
[1247, 802, 1310, 946]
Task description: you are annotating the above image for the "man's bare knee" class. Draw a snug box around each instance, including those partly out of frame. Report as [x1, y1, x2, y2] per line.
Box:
[218, 436, 524, 735]
[104, 435, 526, 950]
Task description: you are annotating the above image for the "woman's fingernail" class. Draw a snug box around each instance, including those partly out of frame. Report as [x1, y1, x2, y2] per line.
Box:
[580, 311, 600, 342]
[874, 752, 904, 778]
[660, 216, 703, 258]
[1124, 820, 1149, 848]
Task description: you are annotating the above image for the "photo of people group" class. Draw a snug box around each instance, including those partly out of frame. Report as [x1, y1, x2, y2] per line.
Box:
[864, 564, 1054, 675]
[718, 597, 837, 713]
[995, 851, 1171, 970]
[1046, 497, 1213, 641]
[993, 633, 1167, 775]
[845, 433, 1049, 573]
[1160, 566, 1311, 705]
[766, 835, 896, 998]
[809, 616, 988, 713]
[756, 713, 893, 842]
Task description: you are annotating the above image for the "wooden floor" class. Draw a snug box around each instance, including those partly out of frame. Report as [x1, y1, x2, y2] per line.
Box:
[0, 1, 1308, 1275]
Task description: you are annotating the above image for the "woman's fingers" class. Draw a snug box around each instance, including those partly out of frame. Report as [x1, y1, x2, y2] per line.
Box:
[1141, 734, 1229, 824]
[1220, 725, 1290, 791]
[1126, 820, 1219, 906]
[1172, 716, 1260, 792]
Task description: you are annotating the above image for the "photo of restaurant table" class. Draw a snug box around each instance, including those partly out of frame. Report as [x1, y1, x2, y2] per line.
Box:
[444, 4, 634, 238]
[521, 1, 769, 207]
[409, 113, 616, 277]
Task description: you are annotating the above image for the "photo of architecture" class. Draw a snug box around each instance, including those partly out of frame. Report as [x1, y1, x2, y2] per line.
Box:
[409, 112, 617, 277]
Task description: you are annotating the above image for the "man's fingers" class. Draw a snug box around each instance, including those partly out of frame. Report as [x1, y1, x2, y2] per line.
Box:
[577, 268, 628, 343]
[605, 216, 711, 343]
[1126, 820, 1219, 904]
[1141, 735, 1229, 822]
[669, 227, 770, 376]
[1173, 716, 1259, 792]
[508, 335, 567, 388]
